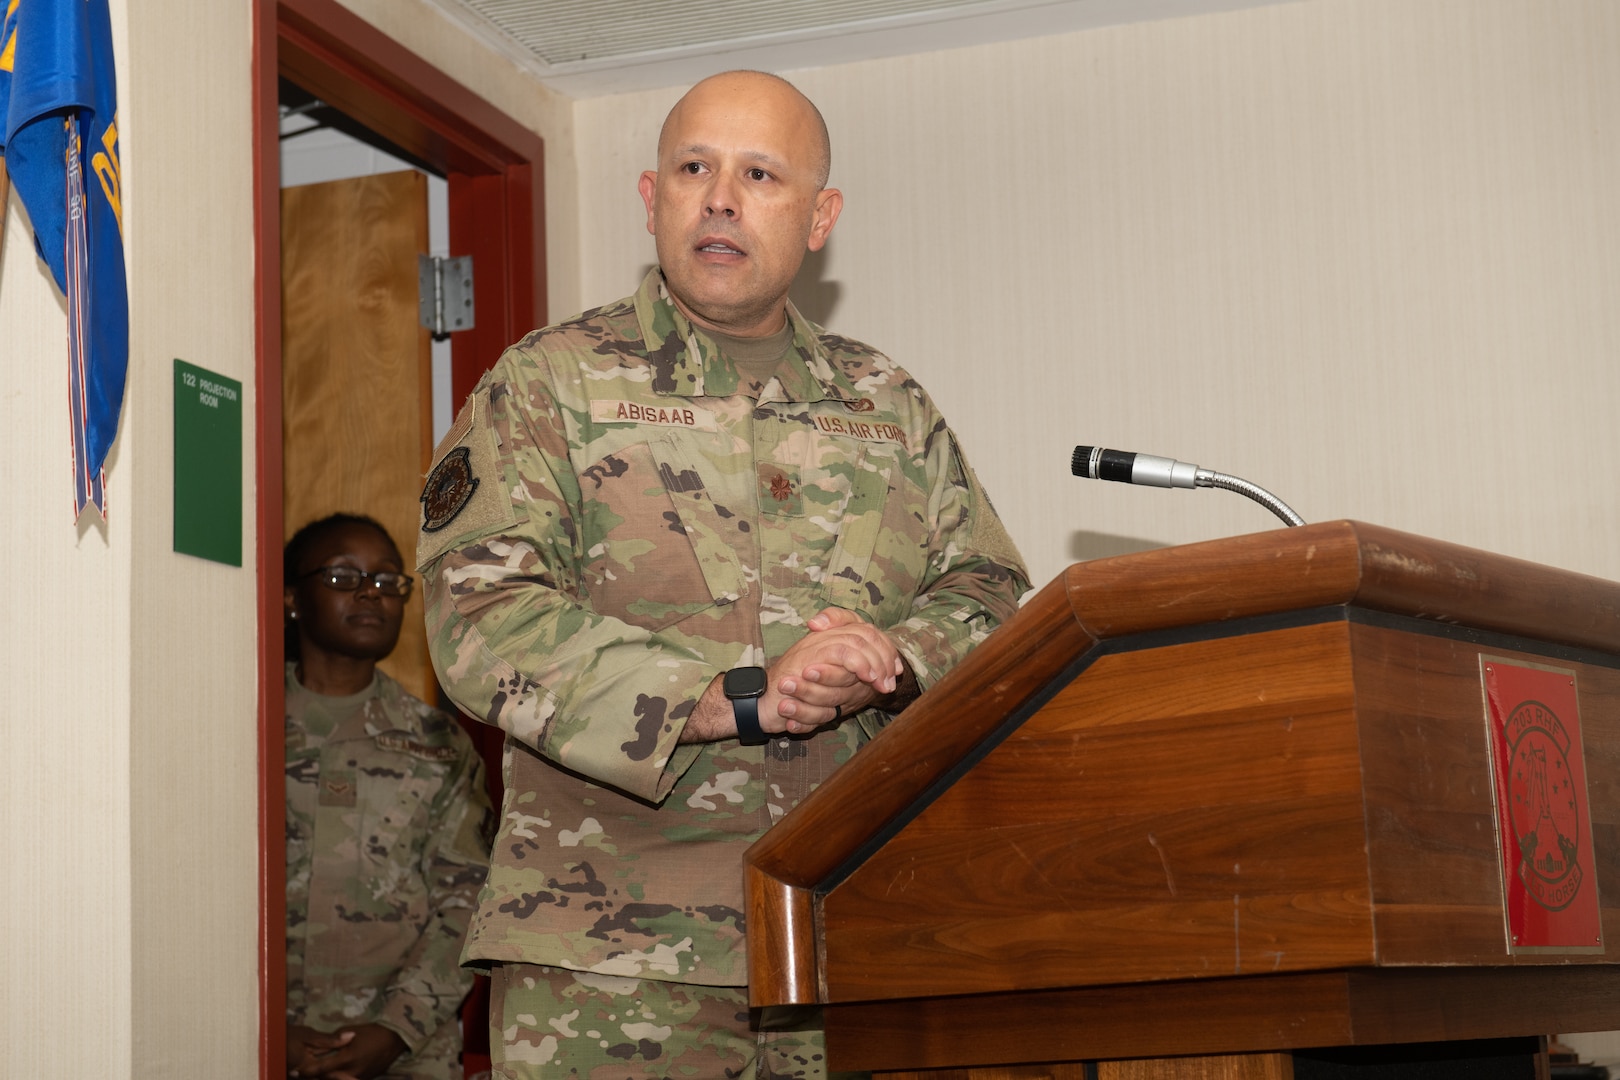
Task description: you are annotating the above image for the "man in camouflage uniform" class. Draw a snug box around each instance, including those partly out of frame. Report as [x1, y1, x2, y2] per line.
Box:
[417, 70, 1029, 1079]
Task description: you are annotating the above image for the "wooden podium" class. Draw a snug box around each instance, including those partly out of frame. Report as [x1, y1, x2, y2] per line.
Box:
[744, 520, 1620, 1079]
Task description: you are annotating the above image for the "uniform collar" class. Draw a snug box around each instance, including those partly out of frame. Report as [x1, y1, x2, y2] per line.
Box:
[285, 662, 381, 744]
[632, 266, 864, 405]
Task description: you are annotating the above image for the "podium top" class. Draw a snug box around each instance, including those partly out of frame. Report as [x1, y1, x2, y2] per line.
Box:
[1059, 519, 1620, 650]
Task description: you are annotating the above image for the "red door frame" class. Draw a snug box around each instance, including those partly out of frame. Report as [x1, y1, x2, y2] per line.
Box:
[251, 2, 545, 1075]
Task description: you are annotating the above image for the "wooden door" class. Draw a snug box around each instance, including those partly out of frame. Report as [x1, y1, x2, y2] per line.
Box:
[280, 169, 434, 701]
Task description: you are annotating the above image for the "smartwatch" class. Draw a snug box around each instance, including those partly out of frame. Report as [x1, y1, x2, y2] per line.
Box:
[723, 666, 769, 746]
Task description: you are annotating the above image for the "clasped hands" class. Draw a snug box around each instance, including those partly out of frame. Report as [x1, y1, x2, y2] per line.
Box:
[286, 1022, 406, 1080]
[685, 607, 916, 744]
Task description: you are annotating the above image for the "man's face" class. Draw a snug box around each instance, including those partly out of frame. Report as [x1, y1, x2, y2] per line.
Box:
[639, 74, 842, 338]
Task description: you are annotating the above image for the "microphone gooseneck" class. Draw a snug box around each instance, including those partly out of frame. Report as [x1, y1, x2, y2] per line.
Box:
[1071, 445, 1305, 528]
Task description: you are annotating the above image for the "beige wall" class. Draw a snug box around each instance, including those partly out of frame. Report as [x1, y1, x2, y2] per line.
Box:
[125, 2, 261, 1070]
[0, 117, 137, 1080]
[1, 2, 260, 1076]
[577, 0, 1620, 591]
[5, 0, 1619, 1073]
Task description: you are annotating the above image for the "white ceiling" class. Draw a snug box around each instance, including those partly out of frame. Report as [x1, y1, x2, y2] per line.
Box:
[423, 0, 1297, 99]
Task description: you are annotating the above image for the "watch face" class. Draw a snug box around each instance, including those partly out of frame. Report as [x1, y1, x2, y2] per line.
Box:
[724, 666, 768, 698]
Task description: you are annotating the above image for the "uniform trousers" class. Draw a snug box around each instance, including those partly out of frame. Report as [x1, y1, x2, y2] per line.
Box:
[489, 964, 869, 1080]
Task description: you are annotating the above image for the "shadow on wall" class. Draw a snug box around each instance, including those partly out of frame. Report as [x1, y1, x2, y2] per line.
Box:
[1067, 530, 1167, 564]
[791, 245, 841, 328]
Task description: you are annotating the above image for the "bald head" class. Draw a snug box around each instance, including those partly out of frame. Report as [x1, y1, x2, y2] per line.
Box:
[658, 70, 832, 190]
[638, 69, 844, 337]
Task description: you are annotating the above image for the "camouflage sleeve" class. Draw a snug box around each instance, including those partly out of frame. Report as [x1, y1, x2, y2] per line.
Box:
[373, 737, 493, 1051]
[419, 359, 712, 805]
[881, 422, 1030, 695]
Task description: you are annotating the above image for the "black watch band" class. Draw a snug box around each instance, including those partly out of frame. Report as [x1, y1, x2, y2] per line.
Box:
[732, 693, 767, 746]
[724, 666, 769, 746]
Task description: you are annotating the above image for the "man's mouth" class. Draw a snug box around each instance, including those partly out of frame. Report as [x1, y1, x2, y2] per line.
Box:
[697, 241, 743, 255]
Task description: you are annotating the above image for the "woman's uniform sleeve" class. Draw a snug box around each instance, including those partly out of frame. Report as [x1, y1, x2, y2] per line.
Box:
[373, 726, 493, 1050]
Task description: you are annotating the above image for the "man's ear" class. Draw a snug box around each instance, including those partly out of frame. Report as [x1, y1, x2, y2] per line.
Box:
[638, 171, 658, 236]
[807, 187, 843, 252]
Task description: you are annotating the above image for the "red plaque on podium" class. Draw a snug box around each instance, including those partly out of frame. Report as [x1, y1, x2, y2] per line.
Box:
[1482, 658, 1604, 953]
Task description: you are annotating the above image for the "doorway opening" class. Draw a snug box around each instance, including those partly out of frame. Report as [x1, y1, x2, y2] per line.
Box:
[253, 2, 546, 1075]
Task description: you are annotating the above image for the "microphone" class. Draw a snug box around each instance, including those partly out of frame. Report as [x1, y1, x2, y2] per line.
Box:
[1071, 445, 1305, 527]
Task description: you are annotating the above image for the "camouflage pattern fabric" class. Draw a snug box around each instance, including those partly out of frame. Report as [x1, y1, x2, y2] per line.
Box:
[488, 964, 856, 1080]
[286, 664, 495, 1078]
[417, 267, 1029, 989]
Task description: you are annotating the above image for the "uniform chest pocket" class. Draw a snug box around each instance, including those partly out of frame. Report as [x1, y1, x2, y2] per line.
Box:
[577, 437, 747, 632]
[356, 764, 438, 872]
[820, 441, 927, 625]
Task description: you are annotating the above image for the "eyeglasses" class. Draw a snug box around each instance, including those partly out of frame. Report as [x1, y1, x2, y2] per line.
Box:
[300, 565, 414, 597]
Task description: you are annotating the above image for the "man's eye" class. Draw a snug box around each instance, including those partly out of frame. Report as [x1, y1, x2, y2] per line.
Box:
[746, 168, 768, 181]
[681, 161, 703, 174]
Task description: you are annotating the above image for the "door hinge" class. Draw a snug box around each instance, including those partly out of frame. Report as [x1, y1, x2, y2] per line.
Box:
[418, 254, 475, 340]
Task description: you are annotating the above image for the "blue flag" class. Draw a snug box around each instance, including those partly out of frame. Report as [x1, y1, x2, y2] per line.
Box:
[1, 0, 128, 519]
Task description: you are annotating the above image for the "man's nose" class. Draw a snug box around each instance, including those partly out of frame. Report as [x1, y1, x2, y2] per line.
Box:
[703, 174, 738, 218]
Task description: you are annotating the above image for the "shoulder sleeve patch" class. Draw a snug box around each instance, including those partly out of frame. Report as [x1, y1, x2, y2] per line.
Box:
[422, 447, 478, 533]
[416, 387, 519, 571]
